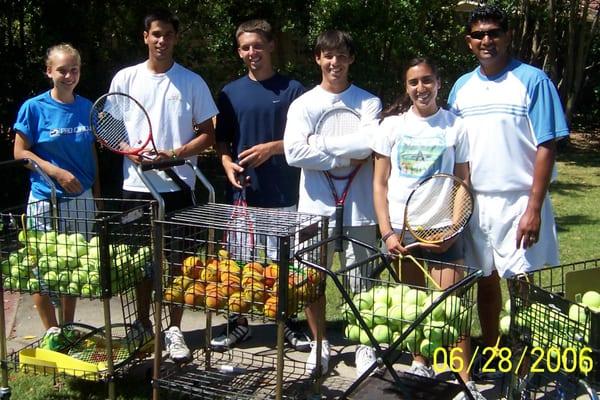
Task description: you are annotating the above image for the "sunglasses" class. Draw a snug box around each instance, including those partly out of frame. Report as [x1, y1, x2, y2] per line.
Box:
[469, 29, 504, 40]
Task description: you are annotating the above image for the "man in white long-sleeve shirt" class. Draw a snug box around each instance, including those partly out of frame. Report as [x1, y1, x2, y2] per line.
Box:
[283, 30, 381, 378]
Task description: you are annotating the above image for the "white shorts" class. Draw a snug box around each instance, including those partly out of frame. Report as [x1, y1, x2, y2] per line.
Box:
[464, 190, 559, 278]
[26, 189, 96, 237]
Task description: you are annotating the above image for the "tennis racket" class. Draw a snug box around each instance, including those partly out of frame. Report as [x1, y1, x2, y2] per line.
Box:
[59, 322, 151, 371]
[90, 92, 158, 159]
[314, 106, 363, 252]
[399, 173, 474, 248]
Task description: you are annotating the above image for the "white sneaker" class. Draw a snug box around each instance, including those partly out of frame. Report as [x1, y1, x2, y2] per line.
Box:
[406, 360, 435, 378]
[305, 340, 330, 376]
[453, 381, 486, 400]
[355, 345, 382, 379]
[164, 326, 191, 362]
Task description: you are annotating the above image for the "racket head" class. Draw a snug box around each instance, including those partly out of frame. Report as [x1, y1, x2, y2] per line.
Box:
[90, 92, 154, 156]
[315, 106, 361, 138]
[404, 174, 474, 244]
[64, 322, 142, 371]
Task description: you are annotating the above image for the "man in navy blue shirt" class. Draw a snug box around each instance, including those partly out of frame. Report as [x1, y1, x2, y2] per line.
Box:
[213, 19, 309, 351]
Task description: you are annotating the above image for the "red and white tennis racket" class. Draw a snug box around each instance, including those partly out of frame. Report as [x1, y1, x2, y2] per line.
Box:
[90, 92, 158, 159]
[314, 106, 363, 252]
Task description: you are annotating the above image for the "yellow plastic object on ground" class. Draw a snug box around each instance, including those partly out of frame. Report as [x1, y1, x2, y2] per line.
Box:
[18, 347, 106, 381]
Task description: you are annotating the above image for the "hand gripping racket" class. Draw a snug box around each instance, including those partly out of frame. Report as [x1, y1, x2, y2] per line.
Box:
[314, 106, 363, 253]
[90, 92, 158, 159]
[393, 173, 474, 288]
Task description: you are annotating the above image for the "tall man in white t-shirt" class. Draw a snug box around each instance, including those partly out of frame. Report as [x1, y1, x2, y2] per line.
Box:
[284, 30, 381, 378]
[109, 8, 218, 362]
[448, 5, 569, 377]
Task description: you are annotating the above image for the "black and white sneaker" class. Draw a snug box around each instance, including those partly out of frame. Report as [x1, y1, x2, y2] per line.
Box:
[210, 318, 251, 351]
[284, 319, 311, 352]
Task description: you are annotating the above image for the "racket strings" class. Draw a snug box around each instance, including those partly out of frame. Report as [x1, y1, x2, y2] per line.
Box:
[318, 112, 361, 138]
[406, 178, 473, 242]
[91, 95, 150, 153]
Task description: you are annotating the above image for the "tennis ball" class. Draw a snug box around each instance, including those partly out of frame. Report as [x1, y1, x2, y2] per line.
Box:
[27, 278, 41, 292]
[422, 293, 445, 322]
[70, 270, 89, 285]
[38, 240, 57, 256]
[67, 282, 80, 295]
[10, 264, 29, 279]
[56, 243, 69, 258]
[43, 271, 58, 288]
[359, 329, 371, 345]
[500, 314, 511, 336]
[56, 233, 69, 245]
[341, 303, 357, 324]
[442, 295, 463, 321]
[58, 271, 71, 287]
[403, 288, 427, 308]
[373, 286, 391, 306]
[360, 310, 375, 329]
[3, 276, 19, 289]
[582, 291, 600, 309]
[419, 338, 440, 359]
[67, 233, 86, 247]
[504, 298, 511, 314]
[569, 304, 586, 323]
[80, 283, 93, 296]
[373, 303, 389, 325]
[403, 328, 423, 353]
[373, 324, 392, 344]
[0, 260, 10, 275]
[353, 292, 373, 311]
[387, 304, 404, 329]
[345, 324, 361, 342]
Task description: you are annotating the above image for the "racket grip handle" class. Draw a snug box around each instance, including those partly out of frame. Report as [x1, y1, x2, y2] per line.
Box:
[334, 204, 343, 252]
[140, 158, 186, 171]
[0, 158, 29, 170]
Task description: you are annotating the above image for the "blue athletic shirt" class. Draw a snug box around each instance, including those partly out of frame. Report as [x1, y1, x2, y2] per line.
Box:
[216, 74, 304, 207]
[448, 59, 569, 193]
[13, 90, 95, 199]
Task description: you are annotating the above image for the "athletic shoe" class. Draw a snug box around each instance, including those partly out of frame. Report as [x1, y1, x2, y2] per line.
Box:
[453, 381, 486, 400]
[40, 327, 65, 351]
[355, 345, 383, 378]
[284, 319, 311, 352]
[406, 360, 435, 378]
[164, 326, 191, 362]
[305, 340, 330, 376]
[210, 319, 251, 351]
[126, 321, 154, 352]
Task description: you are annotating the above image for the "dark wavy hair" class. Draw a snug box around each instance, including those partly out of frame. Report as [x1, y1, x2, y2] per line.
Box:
[144, 8, 180, 33]
[466, 4, 509, 33]
[379, 57, 440, 121]
[314, 30, 356, 57]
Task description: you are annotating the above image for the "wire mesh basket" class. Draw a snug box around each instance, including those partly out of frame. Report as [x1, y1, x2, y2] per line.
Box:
[295, 237, 481, 398]
[0, 198, 155, 298]
[506, 259, 600, 388]
[156, 203, 326, 321]
[156, 348, 310, 399]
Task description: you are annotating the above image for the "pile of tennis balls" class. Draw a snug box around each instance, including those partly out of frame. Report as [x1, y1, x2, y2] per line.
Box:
[342, 284, 468, 357]
[499, 290, 598, 349]
[1, 229, 149, 296]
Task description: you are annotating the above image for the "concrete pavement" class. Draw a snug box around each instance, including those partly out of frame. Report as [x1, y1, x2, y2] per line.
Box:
[3, 293, 504, 399]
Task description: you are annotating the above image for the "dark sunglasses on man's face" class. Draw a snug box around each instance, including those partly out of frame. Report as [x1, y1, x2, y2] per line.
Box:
[469, 28, 504, 40]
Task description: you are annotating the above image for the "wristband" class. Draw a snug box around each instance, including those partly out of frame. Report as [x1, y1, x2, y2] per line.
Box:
[381, 230, 395, 242]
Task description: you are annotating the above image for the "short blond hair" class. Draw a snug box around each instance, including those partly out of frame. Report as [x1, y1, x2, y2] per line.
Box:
[45, 43, 81, 68]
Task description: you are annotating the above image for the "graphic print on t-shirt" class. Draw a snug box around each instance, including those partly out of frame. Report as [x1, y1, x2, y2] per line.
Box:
[396, 133, 445, 178]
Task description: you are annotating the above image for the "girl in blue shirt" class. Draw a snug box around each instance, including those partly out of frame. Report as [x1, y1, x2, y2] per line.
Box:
[13, 43, 99, 344]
